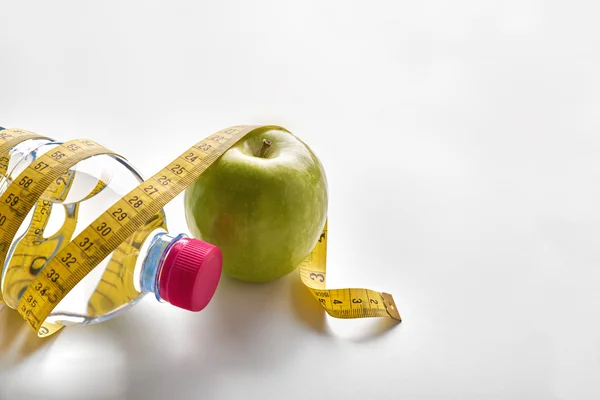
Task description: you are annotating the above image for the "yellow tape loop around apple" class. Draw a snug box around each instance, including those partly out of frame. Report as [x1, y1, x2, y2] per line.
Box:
[0, 126, 401, 337]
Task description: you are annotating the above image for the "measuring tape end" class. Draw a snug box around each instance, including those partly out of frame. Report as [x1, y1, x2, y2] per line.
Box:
[381, 292, 402, 322]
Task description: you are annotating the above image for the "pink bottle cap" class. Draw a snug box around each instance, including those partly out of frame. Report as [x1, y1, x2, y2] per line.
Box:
[159, 237, 223, 312]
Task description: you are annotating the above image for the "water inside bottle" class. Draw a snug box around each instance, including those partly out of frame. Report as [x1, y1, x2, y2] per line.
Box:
[0, 140, 167, 326]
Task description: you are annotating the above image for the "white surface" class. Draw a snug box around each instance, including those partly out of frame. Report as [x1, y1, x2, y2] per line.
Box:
[1, 1, 599, 399]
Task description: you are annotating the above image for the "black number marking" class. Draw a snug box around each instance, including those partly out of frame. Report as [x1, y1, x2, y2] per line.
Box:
[184, 152, 198, 162]
[34, 161, 49, 171]
[36, 285, 49, 296]
[210, 134, 226, 142]
[370, 299, 379, 305]
[157, 175, 171, 186]
[80, 140, 95, 147]
[352, 298, 362, 304]
[111, 207, 128, 221]
[5, 193, 19, 207]
[50, 151, 65, 161]
[55, 175, 68, 186]
[19, 176, 33, 188]
[26, 295, 37, 308]
[128, 196, 143, 208]
[46, 269, 60, 282]
[170, 164, 186, 175]
[333, 299, 343, 305]
[144, 185, 158, 196]
[310, 273, 325, 282]
[318, 232, 326, 243]
[0, 214, 6, 226]
[79, 237, 94, 251]
[197, 143, 212, 152]
[96, 222, 112, 236]
[60, 253, 77, 267]
[21, 305, 32, 317]
[66, 143, 80, 151]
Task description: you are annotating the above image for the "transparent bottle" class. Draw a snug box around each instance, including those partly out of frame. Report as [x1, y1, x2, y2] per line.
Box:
[0, 132, 223, 329]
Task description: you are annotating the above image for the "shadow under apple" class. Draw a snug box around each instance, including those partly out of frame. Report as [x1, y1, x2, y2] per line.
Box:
[212, 268, 329, 336]
[209, 268, 401, 344]
[188, 270, 328, 374]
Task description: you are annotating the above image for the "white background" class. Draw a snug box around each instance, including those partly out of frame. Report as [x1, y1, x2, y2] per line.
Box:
[1, 1, 599, 399]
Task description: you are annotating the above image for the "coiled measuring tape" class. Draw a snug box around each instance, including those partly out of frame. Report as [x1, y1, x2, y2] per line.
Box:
[0, 126, 401, 337]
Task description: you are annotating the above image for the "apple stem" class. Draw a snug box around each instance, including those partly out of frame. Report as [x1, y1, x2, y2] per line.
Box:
[258, 139, 272, 158]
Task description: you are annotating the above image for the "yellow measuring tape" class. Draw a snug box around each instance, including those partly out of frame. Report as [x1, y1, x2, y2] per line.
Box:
[0, 126, 401, 337]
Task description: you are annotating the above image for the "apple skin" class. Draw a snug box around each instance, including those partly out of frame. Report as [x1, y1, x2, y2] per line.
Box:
[184, 127, 328, 283]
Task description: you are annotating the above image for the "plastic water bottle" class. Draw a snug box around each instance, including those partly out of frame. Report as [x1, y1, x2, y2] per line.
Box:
[0, 129, 223, 329]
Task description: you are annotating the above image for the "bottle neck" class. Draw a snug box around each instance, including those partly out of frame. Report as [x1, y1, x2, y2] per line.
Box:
[140, 231, 188, 302]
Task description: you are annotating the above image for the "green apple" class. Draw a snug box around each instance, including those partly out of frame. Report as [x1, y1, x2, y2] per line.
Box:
[184, 127, 328, 282]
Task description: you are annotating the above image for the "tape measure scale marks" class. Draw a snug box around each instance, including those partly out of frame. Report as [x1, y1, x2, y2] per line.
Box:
[0, 126, 401, 337]
[0, 136, 120, 315]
